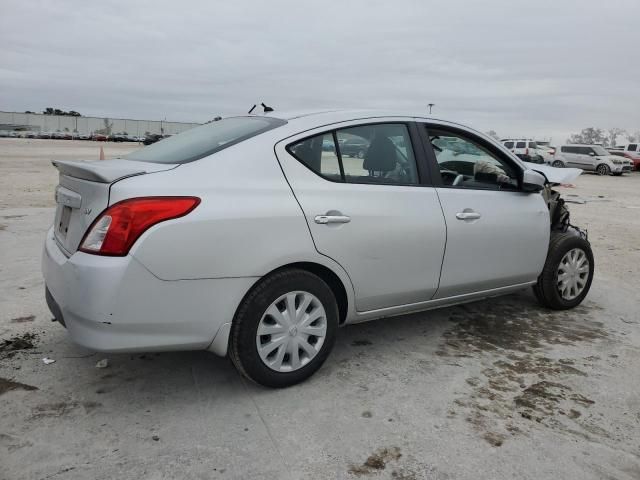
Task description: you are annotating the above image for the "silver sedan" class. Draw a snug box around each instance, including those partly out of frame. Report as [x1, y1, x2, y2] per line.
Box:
[42, 110, 594, 387]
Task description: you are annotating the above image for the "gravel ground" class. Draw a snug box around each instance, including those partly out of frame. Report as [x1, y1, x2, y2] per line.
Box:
[0, 138, 639, 480]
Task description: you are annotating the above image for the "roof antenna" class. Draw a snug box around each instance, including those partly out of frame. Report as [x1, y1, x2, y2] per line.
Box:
[261, 102, 274, 113]
[248, 104, 256, 114]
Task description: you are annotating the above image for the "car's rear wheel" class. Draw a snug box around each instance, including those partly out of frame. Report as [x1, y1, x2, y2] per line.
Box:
[533, 231, 594, 310]
[229, 269, 338, 388]
[551, 160, 564, 168]
[596, 164, 610, 176]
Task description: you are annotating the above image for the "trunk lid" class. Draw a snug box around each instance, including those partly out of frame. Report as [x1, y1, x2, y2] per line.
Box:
[51, 159, 177, 255]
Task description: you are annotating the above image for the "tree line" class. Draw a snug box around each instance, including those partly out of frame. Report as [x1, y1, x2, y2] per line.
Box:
[567, 127, 639, 147]
[24, 108, 82, 116]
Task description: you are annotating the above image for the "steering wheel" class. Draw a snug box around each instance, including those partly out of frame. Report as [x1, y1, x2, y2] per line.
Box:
[452, 174, 464, 186]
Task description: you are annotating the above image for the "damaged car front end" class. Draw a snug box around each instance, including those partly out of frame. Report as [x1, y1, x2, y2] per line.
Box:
[521, 162, 593, 308]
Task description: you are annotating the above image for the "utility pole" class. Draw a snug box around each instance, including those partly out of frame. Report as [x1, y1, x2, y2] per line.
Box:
[428, 103, 435, 114]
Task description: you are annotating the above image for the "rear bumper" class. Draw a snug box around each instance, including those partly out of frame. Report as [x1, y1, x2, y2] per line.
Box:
[42, 227, 256, 355]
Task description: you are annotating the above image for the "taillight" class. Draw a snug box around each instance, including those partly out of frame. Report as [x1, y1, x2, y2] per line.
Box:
[525, 148, 529, 156]
[79, 197, 200, 256]
[549, 148, 556, 155]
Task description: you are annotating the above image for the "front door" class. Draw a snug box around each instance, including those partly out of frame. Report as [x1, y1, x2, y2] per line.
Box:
[275, 121, 446, 312]
[419, 124, 549, 298]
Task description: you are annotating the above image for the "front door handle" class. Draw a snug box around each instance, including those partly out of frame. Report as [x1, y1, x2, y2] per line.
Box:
[456, 211, 481, 221]
[314, 215, 351, 225]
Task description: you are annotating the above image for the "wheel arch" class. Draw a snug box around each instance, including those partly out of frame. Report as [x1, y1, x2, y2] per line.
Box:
[261, 262, 350, 325]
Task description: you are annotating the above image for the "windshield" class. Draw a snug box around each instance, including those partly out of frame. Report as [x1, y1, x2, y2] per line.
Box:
[591, 146, 609, 156]
[122, 116, 286, 164]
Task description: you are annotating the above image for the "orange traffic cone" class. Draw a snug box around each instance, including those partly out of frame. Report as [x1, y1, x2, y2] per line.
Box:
[99, 146, 105, 160]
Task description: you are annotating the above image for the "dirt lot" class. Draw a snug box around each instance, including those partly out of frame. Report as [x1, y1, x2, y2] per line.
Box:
[0, 138, 639, 480]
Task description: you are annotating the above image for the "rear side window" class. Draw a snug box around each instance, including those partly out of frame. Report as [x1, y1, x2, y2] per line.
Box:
[122, 117, 286, 164]
[562, 146, 578, 154]
[288, 133, 342, 181]
[287, 123, 419, 185]
[515, 141, 526, 148]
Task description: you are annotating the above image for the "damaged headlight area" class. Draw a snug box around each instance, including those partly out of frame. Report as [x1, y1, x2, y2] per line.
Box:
[541, 185, 588, 240]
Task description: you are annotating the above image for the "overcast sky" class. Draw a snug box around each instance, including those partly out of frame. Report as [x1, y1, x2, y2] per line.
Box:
[1, 0, 639, 143]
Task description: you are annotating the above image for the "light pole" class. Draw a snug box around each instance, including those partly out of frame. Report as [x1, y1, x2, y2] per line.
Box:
[428, 103, 435, 114]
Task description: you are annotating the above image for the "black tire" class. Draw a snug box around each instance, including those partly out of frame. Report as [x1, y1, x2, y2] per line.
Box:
[596, 164, 610, 176]
[551, 160, 564, 168]
[533, 231, 594, 310]
[613, 172, 623, 176]
[229, 269, 339, 388]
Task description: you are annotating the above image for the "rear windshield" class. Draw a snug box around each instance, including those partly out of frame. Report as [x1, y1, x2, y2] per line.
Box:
[122, 116, 287, 164]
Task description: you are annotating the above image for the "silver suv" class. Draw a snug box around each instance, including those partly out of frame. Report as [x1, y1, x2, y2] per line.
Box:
[553, 144, 632, 175]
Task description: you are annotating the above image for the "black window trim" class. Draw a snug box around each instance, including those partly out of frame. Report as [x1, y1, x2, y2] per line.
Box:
[285, 121, 433, 187]
[416, 122, 525, 192]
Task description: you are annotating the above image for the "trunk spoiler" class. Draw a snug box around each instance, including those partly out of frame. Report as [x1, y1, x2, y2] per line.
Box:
[51, 159, 178, 183]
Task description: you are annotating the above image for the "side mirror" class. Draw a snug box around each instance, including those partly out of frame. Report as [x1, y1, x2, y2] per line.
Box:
[522, 169, 546, 193]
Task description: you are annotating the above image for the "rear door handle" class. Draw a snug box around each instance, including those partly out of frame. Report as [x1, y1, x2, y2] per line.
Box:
[456, 211, 481, 221]
[314, 215, 351, 225]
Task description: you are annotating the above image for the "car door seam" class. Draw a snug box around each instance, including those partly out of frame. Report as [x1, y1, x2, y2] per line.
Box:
[431, 187, 448, 300]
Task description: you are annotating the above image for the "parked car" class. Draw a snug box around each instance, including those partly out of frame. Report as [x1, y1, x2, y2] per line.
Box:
[609, 150, 640, 170]
[92, 133, 108, 141]
[43, 111, 593, 388]
[501, 139, 544, 164]
[340, 137, 370, 158]
[143, 133, 164, 145]
[536, 145, 556, 164]
[621, 143, 640, 165]
[552, 144, 633, 175]
[110, 133, 128, 142]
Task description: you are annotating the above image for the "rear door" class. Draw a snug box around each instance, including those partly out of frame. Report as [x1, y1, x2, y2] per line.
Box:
[571, 146, 595, 170]
[561, 146, 580, 168]
[419, 123, 549, 298]
[275, 120, 447, 312]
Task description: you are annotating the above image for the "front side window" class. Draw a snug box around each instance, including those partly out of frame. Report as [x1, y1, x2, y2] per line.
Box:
[628, 144, 638, 152]
[516, 141, 526, 148]
[288, 123, 419, 185]
[591, 146, 609, 156]
[428, 129, 518, 190]
[578, 147, 594, 155]
[528, 141, 538, 149]
[504, 141, 514, 149]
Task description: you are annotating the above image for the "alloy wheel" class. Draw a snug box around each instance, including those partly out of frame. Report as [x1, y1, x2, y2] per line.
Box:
[556, 248, 590, 300]
[256, 291, 327, 372]
[596, 164, 609, 176]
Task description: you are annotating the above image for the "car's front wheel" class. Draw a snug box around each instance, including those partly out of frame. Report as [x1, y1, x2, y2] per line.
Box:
[596, 164, 611, 176]
[551, 160, 564, 168]
[533, 231, 594, 310]
[229, 269, 338, 388]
